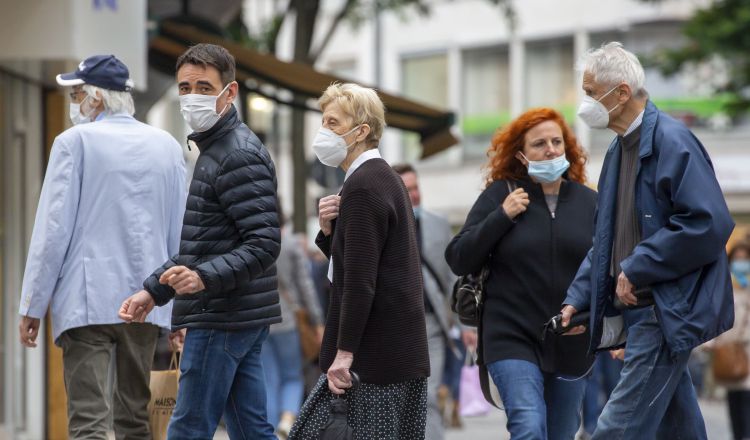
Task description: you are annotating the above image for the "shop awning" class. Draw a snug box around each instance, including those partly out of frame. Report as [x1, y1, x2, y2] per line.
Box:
[149, 21, 458, 158]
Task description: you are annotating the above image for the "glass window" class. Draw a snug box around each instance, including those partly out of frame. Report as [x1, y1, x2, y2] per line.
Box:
[524, 39, 576, 120]
[401, 53, 448, 163]
[461, 46, 510, 159]
[0, 76, 5, 433]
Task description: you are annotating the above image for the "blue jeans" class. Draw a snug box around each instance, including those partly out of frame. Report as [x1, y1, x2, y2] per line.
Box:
[487, 359, 587, 440]
[592, 307, 707, 440]
[261, 329, 304, 427]
[167, 326, 276, 440]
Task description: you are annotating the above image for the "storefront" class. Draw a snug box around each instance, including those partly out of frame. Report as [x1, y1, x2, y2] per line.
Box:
[0, 2, 147, 438]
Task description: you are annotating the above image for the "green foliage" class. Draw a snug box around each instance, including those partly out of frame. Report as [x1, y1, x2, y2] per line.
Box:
[651, 0, 750, 114]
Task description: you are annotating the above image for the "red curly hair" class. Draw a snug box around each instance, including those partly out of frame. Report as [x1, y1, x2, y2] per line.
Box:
[485, 108, 587, 187]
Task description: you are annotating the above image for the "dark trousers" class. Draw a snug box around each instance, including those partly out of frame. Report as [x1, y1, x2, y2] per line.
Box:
[59, 323, 159, 440]
[728, 389, 750, 440]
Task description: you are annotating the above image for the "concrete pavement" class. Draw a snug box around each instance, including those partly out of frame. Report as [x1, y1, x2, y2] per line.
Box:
[212, 397, 729, 438]
[444, 398, 730, 440]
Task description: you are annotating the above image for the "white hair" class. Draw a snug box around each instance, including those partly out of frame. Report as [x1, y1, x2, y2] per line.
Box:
[82, 84, 135, 116]
[577, 42, 646, 96]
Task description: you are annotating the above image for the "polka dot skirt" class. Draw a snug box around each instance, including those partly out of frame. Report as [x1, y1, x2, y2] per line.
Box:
[288, 374, 428, 440]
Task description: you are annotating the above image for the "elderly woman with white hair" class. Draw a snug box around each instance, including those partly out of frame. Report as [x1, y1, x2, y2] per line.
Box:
[561, 42, 734, 439]
[288, 83, 430, 439]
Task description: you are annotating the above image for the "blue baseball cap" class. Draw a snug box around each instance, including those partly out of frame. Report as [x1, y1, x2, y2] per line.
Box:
[56, 55, 134, 91]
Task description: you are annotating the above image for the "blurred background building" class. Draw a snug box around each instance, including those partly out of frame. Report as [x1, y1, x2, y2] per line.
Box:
[0, 0, 747, 438]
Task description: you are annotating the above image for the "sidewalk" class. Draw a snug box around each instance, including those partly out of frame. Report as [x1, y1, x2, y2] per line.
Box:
[443, 397, 729, 440]
[214, 397, 730, 439]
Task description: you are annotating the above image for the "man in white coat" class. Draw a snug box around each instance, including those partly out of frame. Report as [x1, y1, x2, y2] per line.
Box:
[17, 55, 186, 439]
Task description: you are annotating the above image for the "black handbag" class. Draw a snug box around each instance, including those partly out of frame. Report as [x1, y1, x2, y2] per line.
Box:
[450, 180, 515, 327]
[450, 266, 490, 327]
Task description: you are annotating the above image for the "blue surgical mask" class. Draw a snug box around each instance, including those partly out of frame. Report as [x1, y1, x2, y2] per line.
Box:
[732, 260, 750, 275]
[521, 153, 570, 184]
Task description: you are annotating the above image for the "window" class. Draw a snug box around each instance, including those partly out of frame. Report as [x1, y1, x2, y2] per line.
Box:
[524, 39, 576, 120]
[401, 53, 448, 163]
[461, 46, 510, 158]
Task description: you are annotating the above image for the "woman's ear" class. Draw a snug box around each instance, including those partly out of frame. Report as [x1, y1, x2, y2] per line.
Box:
[356, 124, 371, 144]
[515, 151, 528, 166]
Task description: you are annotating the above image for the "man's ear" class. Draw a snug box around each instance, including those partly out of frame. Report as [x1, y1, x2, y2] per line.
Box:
[226, 81, 239, 105]
[617, 82, 632, 103]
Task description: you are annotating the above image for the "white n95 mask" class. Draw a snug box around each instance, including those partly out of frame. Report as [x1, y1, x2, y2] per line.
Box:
[179, 83, 231, 132]
[69, 94, 95, 125]
[311, 126, 360, 167]
[576, 85, 621, 129]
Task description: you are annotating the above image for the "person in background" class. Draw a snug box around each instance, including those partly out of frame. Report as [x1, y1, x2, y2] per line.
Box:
[289, 82, 429, 439]
[263, 217, 324, 439]
[446, 107, 595, 440]
[561, 42, 734, 439]
[713, 242, 750, 440]
[18, 55, 185, 439]
[393, 163, 458, 440]
[580, 352, 622, 439]
[118, 43, 281, 439]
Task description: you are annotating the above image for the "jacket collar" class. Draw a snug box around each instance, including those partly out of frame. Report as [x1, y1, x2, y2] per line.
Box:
[515, 175, 573, 201]
[605, 100, 659, 159]
[187, 105, 241, 151]
[637, 100, 659, 159]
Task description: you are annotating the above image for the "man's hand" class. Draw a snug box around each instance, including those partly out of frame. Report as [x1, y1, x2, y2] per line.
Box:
[168, 329, 186, 352]
[462, 329, 478, 351]
[610, 348, 625, 361]
[19, 316, 41, 348]
[327, 349, 354, 395]
[318, 195, 341, 236]
[501, 188, 530, 220]
[615, 271, 637, 307]
[160, 266, 205, 295]
[119, 290, 156, 323]
[560, 304, 586, 335]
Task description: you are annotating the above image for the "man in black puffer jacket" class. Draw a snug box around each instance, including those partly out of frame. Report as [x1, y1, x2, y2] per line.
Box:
[119, 44, 280, 439]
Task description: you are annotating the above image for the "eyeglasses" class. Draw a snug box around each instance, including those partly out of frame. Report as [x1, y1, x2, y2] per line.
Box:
[69, 90, 86, 101]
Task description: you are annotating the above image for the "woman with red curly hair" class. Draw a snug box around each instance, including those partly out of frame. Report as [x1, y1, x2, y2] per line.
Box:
[446, 108, 596, 440]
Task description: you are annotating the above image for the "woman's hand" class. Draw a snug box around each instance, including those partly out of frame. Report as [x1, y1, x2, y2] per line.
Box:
[327, 349, 354, 394]
[502, 188, 530, 220]
[318, 195, 341, 236]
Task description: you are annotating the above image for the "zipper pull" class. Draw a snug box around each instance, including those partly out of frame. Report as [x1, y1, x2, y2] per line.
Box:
[551, 211, 556, 219]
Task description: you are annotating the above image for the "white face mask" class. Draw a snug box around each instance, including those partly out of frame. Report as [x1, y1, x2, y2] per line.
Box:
[69, 94, 95, 125]
[311, 125, 361, 167]
[576, 85, 621, 129]
[179, 83, 231, 132]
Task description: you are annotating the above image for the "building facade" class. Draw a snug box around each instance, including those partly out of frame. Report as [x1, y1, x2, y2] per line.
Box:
[306, 0, 748, 224]
[0, 1, 147, 437]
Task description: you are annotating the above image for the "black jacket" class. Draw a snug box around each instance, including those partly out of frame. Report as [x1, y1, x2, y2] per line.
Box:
[315, 158, 430, 384]
[446, 177, 595, 376]
[145, 107, 281, 330]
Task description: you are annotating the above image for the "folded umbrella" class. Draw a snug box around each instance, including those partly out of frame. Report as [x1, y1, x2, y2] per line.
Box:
[319, 371, 360, 440]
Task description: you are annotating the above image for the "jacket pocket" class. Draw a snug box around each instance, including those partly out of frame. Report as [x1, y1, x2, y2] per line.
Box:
[655, 280, 689, 315]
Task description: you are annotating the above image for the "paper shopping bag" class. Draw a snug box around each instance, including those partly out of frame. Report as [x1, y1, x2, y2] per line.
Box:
[148, 351, 180, 440]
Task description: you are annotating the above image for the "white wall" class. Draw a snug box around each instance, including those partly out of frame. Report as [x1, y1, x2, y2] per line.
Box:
[0, 0, 147, 89]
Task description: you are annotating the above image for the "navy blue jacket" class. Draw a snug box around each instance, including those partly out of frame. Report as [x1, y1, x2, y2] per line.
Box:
[565, 101, 735, 356]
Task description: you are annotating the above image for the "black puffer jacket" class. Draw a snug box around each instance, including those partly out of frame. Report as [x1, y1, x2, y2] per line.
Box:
[145, 106, 281, 330]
